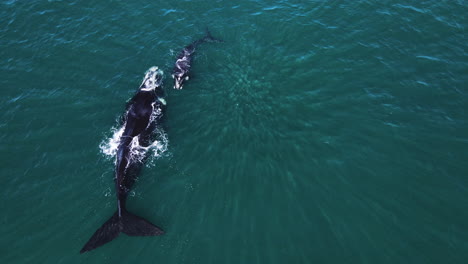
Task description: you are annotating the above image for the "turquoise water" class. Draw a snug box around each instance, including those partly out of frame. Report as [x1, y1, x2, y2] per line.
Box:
[1, 0, 467, 263]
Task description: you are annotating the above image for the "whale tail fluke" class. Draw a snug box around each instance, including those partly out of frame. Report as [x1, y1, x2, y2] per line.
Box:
[80, 209, 163, 254]
[121, 209, 164, 236]
[204, 28, 223, 43]
[79, 212, 120, 254]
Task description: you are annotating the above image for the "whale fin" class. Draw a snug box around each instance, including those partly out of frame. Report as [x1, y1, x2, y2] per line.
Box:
[204, 28, 223, 43]
[80, 209, 163, 253]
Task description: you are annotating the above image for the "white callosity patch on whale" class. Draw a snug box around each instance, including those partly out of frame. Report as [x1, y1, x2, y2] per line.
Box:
[140, 67, 163, 92]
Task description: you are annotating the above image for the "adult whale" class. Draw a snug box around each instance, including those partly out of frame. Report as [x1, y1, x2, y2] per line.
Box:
[172, 30, 222, 89]
[80, 67, 167, 254]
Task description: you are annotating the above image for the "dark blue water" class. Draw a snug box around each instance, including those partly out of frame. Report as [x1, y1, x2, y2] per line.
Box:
[1, 0, 467, 263]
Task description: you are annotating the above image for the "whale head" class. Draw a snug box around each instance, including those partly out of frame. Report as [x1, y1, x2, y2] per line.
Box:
[140, 66, 163, 91]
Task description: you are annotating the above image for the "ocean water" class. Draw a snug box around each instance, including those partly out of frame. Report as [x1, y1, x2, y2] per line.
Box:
[1, 0, 467, 263]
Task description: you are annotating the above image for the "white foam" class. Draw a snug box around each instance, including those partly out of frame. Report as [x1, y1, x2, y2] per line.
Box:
[127, 128, 168, 166]
[99, 113, 168, 166]
[99, 123, 125, 158]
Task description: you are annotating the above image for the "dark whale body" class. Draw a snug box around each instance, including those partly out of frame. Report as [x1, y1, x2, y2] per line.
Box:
[172, 30, 222, 89]
[80, 67, 166, 254]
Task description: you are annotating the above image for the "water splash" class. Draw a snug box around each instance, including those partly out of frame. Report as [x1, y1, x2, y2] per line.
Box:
[128, 128, 168, 165]
[99, 113, 168, 166]
[99, 124, 125, 158]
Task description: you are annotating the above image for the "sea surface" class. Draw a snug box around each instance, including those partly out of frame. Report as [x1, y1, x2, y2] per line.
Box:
[1, 0, 467, 263]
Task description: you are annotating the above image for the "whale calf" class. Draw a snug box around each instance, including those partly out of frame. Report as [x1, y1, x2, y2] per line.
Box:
[80, 67, 167, 253]
[172, 30, 222, 89]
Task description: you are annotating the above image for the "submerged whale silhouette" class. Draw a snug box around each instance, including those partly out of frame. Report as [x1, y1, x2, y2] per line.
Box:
[80, 67, 167, 254]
